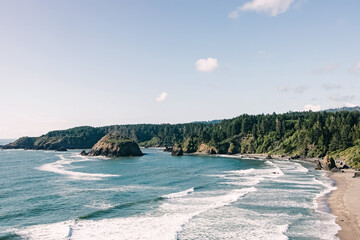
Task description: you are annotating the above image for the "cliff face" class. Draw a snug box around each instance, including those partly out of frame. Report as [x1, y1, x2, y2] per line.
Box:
[2, 137, 36, 149]
[197, 143, 218, 154]
[3, 126, 106, 150]
[87, 133, 143, 157]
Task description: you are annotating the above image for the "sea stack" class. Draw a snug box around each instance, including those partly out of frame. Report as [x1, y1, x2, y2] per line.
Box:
[171, 146, 183, 156]
[322, 155, 336, 170]
[87, 132, 143, 157]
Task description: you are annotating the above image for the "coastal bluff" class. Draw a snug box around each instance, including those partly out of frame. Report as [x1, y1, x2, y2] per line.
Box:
[83, 132, 143, 157]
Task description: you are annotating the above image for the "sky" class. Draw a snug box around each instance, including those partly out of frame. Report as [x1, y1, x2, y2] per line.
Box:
[0, 0, 359, 138]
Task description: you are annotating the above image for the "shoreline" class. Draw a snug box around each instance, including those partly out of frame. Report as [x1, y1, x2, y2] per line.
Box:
[189, 152, 321, 163]
[328, 170, 360, 240]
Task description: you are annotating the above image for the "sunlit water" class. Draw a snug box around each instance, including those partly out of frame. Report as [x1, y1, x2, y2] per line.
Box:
[0, 148, 339, 239]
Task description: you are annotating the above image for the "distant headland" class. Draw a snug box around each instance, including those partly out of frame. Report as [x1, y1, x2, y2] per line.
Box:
[2, 107, 360, 168]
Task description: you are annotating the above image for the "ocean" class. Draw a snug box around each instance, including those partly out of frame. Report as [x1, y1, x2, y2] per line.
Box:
[0, 147, 340, 239]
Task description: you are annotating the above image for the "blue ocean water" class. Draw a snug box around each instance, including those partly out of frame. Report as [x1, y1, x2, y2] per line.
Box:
[0, 148, 339, 239]
[0, 139, 15, 146]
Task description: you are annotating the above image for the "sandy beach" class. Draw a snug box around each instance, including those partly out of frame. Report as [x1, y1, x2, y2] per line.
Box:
[328, 170, 360, 240]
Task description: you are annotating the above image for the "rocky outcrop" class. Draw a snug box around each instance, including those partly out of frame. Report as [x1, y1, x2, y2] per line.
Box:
[171, 146, 183, 156]
[353, 172, 360, 178]
[290, 154, 301, 160]
[87, 132, 143, 157]
[340, 164, 349, 169]
[322, 155, 336, 170]
[315, 160, 322, 170]
[197, 143, 218, 154]
[80, 150, 88, 156]
[164, 146, 173, 152]
[2, 137, 36, 149]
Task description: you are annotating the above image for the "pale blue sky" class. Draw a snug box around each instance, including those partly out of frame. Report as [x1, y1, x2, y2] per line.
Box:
[0, 0, 359, 138]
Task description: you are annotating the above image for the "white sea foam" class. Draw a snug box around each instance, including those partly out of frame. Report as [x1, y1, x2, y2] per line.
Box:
[76, 185, 155, 192]
[309, 174, 340, 239]
[313, 174, 337, 212]
[178, 206, 289, 240]
[274, 160, 309, 173]
[13, 187, 256, 240]
[222, 179, 261, 186]
[225, 168, 255, 175]
[293, 162, 309, 172]
[211, 160, 285, 188]
[265, 160, 285, 176]
[271, 178, 322, 186]
[36, 155, 119, 180]
[84, 201, 114, 210]
[162, 187, 194, 199]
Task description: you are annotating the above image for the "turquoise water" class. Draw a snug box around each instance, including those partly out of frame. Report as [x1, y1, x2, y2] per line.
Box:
[0, 148, 339, 239]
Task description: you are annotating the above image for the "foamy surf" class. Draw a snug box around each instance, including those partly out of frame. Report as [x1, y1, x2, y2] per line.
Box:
[12, 187, 257, 240]
[211, 160, 285, 188]
[36, 154, 119, 180]
[1, 149, 342, 240]
[162, 187, 194, 199]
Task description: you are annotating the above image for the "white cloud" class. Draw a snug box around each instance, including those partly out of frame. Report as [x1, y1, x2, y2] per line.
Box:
[329, 94, 355, 102]
[277, 85, 309, 94]
[350, 62, 360, 73]
[304, 104, 322, 112]
[229, 0, 295, 18]
[294, 85, 309, 94]
[195, 57, 219, 72]
[313, 63, 339, 74]
[155, 91, 168, 102]
[277, 85, 288, 92]
[322, 83, 342, 90]
[229, 7, 242, 19]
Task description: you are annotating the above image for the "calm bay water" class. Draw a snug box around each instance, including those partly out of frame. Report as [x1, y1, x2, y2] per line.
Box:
[0, 148, 339, 239]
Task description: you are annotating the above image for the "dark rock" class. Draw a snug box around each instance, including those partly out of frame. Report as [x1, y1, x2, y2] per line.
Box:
[353, 172, 360, 178]
[330, 167, 339, 172]
[266, 154, 272, 159]
[315, 160, 322, 170]
[171, 147, 183, 156]
[290, 154, 301, 160]
[88, 132, 143, 157]
[210, 148, 217, 154]
[56, 147, 67, 152]
[322, 155, 336, 170]
[341, 165, 350, 169]
[80, 150, 88, 156]
[164, 146, 173, 152]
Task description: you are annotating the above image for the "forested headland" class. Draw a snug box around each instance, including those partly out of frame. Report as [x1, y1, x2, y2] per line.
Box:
[3, 109, 360, 167]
